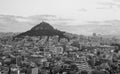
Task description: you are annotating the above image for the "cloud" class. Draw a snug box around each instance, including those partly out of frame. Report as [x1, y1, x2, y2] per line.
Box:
[28, 15, 74, 22]
[87, 20, 120, 25]
[78, 8, 87, 12]
[0, 14, 76, 32]
[0, 14, 120, 35]
[0, 15, 33, 32]
[53, 19, 120, 35]
[97, 2, 115, 9]
[0, 27, 5, 30]
[82, 20, 120, 35]
[96, 1, 120, 9]
[26, 15, 75, 28]
[113, 0, 120, 2]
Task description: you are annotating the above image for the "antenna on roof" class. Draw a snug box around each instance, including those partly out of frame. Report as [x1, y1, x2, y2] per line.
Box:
[42, 18, 46, 23]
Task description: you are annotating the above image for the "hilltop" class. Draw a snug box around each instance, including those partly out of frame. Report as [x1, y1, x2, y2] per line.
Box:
[14, 22, 70, 41]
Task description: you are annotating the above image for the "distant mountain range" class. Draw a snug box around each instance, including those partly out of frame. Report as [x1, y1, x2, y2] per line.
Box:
[0, 14, 120, 38]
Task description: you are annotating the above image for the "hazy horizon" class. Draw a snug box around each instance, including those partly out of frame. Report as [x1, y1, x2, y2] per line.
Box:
[0, 0, 120, 35]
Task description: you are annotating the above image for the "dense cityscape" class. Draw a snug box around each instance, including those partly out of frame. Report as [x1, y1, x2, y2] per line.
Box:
[0, 22, 120, 74]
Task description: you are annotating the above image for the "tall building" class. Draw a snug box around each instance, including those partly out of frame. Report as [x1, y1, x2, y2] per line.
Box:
[16, 56, 22, 66]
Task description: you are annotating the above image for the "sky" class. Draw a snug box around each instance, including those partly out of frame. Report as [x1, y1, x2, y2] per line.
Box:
[0, 0, 120, 35]
[0, 0, 120, 20]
